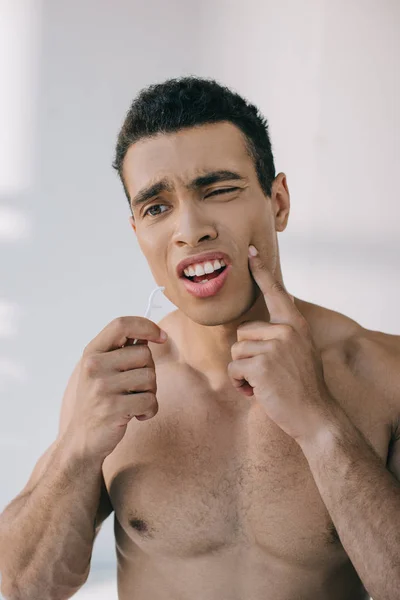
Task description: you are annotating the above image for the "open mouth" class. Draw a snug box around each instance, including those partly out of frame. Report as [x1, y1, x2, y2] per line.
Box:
[177, 254, 231, 298]
[183, 265, 227, 284]
[180, 263, 231, 298]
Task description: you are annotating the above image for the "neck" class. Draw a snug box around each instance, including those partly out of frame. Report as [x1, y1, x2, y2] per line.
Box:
[174, 288, 278, 387]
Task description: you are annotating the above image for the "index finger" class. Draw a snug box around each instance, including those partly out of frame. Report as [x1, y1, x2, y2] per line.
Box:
[248, 246, 300, 326]
[84, 316, 167, 354]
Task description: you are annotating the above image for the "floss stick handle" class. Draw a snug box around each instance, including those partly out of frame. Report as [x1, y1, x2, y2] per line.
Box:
[132, 286, 165, 345]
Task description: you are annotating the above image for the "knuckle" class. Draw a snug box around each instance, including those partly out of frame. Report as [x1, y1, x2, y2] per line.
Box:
[140, 345, 152, 363]
[255, 354, 267, 370]
[113, 316, 128, 333]
[230, 342, 239, 360]
[96, 401, 113, 420]
[227, 361, 236, 376]
[146, 392, 158, 407]
[83, 354, 101, 376]
[145, 368, 157, 389]
[140, 392, 158, 414]
[146, 398, 159, 417]
[82, 344, 91, 357]
[151, 402, 159, 417]
[280, 325, 294, 341]
[93, 377, 109, 395]
[269, 338, 280, 352]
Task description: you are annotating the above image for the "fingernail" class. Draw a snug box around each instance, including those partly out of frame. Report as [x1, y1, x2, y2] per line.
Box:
[159, 330, 168, 341]
[248, 245, 258, 257]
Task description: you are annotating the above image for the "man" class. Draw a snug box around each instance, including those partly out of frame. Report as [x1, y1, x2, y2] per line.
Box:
[0, 76, 399, 600]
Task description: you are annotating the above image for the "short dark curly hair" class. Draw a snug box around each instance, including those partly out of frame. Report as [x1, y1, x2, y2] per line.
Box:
[112, 76, 276, 209]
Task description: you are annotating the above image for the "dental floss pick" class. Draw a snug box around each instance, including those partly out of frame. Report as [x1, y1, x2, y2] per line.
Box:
[132, 286, 166, 345]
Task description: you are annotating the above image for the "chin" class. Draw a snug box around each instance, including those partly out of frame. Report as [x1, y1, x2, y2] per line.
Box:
[179, 288, 256, 327]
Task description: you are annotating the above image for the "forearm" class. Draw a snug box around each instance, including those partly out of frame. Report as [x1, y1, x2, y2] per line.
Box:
[0, 434, 105, 600]
[299, 402, 400, 600]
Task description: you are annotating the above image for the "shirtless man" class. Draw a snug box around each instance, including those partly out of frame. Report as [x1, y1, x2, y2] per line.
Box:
[0, 76, 399, 600]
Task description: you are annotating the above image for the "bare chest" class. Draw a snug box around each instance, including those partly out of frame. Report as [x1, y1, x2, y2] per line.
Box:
[102, 349, 391, 567]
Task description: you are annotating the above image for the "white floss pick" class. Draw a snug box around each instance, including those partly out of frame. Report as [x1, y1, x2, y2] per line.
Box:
[132, 286, 166, 345]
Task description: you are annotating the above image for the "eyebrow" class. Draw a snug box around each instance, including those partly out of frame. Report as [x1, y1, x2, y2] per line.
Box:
[130, 170, 247, 209]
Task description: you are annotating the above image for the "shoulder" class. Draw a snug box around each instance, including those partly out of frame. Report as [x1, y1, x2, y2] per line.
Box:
[299, 298, 400, 433]
[341, 327, 400, 383]
[298, 297, 400, 375]
[333, 326, 400, 437]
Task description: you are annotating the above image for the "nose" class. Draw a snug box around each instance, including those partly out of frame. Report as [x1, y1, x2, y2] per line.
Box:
[171, 204, 218, 247]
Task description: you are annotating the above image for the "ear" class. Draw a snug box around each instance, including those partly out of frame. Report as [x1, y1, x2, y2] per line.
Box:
[129, 216, 136, 233]
[271, 173, 290, 232]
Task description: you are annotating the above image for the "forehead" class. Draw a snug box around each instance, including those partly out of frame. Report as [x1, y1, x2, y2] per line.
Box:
[122, 121, 253, 196]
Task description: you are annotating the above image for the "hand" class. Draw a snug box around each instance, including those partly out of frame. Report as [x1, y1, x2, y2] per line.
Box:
[227, 245, 337, 445]
[67, 317, 168, 460]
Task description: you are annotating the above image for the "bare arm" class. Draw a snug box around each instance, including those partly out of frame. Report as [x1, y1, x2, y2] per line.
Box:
[299, 400, 400, 600]
[0, 316, 165, 600]
[0, 361, 113, 600]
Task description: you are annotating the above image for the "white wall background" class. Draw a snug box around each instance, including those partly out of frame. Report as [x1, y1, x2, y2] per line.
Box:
[0, 0, 398, 597]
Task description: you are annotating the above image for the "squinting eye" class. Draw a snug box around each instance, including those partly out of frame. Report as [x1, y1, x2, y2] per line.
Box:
[144, 204, 168, 217]
[207, 187, 240, 197]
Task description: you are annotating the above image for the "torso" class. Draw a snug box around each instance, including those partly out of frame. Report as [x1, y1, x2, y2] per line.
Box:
[102, 299, 396, 600]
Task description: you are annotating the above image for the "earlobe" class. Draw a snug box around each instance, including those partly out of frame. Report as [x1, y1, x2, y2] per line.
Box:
[273, 173, 290, 232]
[275, 204, 290, 232]
[129, 216, 136, 233]
[275, 211, 290, 233]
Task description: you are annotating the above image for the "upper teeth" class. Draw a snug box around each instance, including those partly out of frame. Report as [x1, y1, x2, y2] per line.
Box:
[184, 259, 226, 277]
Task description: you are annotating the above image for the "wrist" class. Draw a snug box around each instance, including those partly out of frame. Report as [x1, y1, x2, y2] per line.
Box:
[59, 427, 107, 472]
[296, 393, 349, 456]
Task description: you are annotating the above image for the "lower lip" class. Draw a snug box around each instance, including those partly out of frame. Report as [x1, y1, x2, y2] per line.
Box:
[180, 265, 231, 298]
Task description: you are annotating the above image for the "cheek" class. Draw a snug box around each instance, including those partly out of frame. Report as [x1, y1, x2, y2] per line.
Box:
[236, 197, 272, 234]
[136, 233, 167, 276]
[137, 224, 166, 252]
[250, 219, 278, 265]
[248, 212, 274, 241]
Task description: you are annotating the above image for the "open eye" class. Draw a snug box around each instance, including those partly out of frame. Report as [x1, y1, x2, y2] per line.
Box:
[143, 204, 168, 217]
[206, 187, 240, 197]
